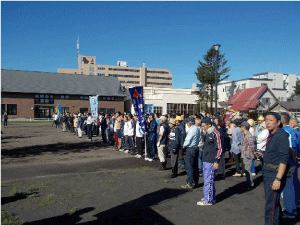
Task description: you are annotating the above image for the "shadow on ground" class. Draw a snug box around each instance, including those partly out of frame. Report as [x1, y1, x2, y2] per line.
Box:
[24, 188, 187, 225]
[1, 141, 109, 159]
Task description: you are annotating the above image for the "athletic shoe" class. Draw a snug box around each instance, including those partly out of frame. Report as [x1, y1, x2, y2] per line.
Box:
[145, 157, 150, 161]
[252, 173, 256, 176]
[124, 150, 129, 153]
[197, 200, 212, 206]
[148, 159, 153, 162]
[119, 149, 124, 152]
[232, 173, 242, 177]
[181, 183, 193, 189]
[136, 154, 142, 158]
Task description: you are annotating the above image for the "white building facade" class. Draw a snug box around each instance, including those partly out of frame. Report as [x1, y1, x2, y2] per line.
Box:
[218, 72, 299, 103]
[129, 86, 198, 115]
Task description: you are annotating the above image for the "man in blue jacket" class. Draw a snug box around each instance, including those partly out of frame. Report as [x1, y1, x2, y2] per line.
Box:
[146, 114, 157, 162]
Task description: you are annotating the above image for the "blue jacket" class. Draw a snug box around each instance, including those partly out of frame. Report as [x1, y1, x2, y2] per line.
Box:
[158, 122, 169, 145]
[176, 122, 186, 148]
[203, 127, 223, 164]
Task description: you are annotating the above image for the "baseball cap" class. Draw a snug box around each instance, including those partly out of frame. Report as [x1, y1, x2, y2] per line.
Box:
[175, 116, 182, 121]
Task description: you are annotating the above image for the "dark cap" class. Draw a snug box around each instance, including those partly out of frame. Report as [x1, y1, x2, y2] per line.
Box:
[202, 117, 212, 124]
[186, 116, 195, 124]
[265, 112, 281, 120]
[232, 119, 242, 126]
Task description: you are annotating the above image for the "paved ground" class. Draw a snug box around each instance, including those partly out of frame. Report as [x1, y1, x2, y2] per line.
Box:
[1, 123, 300, 225]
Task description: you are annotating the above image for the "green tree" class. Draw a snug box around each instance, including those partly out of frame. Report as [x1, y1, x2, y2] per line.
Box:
[195, 47, 230, 115]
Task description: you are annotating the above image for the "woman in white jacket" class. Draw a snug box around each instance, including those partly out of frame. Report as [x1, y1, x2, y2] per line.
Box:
[256, 121, 269, 152]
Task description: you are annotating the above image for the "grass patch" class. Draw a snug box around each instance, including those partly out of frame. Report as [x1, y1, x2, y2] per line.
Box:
[9, 189, 27, 199]
[160, 179, 169, 184]
[58, 157, 70, 161]
[70, 207, 80, 213]
[27, 193, 39, 198]
[193, 189, 201, 193]
[34, 195, 56, 206]
[112, 172, 126, 177]
[135, 166, 150, 170]
[67, 193, 83, 199]
[27, 182, 52, 192]
[1, 211, 23, 225]
[105, 180, 115, 184]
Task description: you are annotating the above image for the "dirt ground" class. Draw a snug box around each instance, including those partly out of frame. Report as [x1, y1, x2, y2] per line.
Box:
[1, 123, 300, 225]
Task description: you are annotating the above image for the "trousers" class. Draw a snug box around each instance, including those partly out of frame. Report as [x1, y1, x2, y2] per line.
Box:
[203, 162, 216, 203]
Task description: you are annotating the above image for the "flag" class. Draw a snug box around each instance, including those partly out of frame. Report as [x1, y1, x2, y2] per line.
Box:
[57, 102, 62, 118]
[129, 86, 146, 133]
[89, 96, 98, 123]
[144, 104, 154, 114]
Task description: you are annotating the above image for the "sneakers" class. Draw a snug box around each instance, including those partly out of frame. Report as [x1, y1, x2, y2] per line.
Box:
[135, 154, 142, 158]
[197, 200, 213, 206]
[145, 157, 150, 161]
[232, 173, 242, 177]
[148, 158, 153, 162]
[119, 149, 124, 152]
[124, 150, 129, 153]
[181, 183, 193, 189]
[252, 173, 256, 176]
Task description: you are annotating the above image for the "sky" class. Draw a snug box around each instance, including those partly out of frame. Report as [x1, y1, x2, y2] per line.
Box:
[1, 1, 300, 89]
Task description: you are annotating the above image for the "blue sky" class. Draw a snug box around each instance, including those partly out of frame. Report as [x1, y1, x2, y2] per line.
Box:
[1, 1, 300, 89]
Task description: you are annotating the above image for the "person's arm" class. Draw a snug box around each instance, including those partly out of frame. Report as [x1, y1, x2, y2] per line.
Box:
[272, 164, 287, 190]
[213, 130, 223, 170]
[183, 128, 193, 148]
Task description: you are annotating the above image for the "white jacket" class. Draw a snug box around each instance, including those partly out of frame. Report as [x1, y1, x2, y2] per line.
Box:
[136, 121, 144, 137]
[124, 120, 134, 136]
[256, 129, 269, 151]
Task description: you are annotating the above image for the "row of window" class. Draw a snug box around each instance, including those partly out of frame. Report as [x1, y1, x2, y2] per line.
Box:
[147, 82, 172, 86]
[34, 94, 116, 104]
[147, 76, 172, 80]
[2, 104, 17, 115]
[147, 70, 169, 74]
[120, 81, 140, 84]
[110, 74, 139, 78]
[166, 103, 195, 115]
[108, 68, 140, 73]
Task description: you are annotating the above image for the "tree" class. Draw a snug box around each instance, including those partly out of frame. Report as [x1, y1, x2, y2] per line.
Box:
[195, 47, 230, 115]
[294, 79, 300, 96]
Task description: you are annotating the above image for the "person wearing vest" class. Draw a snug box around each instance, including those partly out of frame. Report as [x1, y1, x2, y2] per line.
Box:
[175, 116, 187, 170]
[168, 118, 180, 178]
[157, 116, 169, 170]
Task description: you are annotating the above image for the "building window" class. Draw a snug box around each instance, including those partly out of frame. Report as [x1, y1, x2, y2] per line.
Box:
[167, 103, 195, 114]
[242, 83, 246, 89]
[60, 95, 69, 99]
[80, 108, 88, 114]
[98, 67, 105, 70]
[7, 104, 17, 115]
[101, 96, 115, 101]
[147, 70, 169, 74]
[2, 104, 6, 115]
[89, 66, 94, 71]
[79, 96, 89, 100]
[61, 107, 69, 113]
[35, 94, 54, 104]
[147, 82, 172, 86]
[89, 73, 94, 75]
[261, 83, 268, 87]
[154, 106, 162, 114]
[97, 73, 105, 76]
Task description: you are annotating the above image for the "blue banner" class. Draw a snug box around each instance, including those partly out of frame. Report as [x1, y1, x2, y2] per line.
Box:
[129, 86, 146, 133]
[89, 96, 98, 123]
[57, 101, 62, 118]
[145, 104, 154, 114]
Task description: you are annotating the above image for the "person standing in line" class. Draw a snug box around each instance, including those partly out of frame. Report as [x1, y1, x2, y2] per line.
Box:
[280, 113, 300, 220]
[226, 118, 234, 163]
[3, 112, 8, 127]
[135, 117, 144, 159]
[123, 116, 131, 153]
[240, 121, 256, 190]
[54, 113, 59, 129]
[247, 118, 256, 176]
[260, 112, 289, 225]
[86, 113, 93, 141]
[231, 119, 245, 177]
[100, 113, 107, 143]
[181, 117, 200, 189]
[146, 114, 157, 162]
[73, 114, 78, 136]
[256, 121, 269, 165]
[197, 117, 222, 206]
[216, 119, 230, 179]
[77, 113, 83, 138]
[168, 118, 180, 178]
[127, 114, 136, 155]
[176, 116, 187, 170]
[157, 116, 169, 170]
[255, 116, 265, 138]
[195, 117, 205, 177]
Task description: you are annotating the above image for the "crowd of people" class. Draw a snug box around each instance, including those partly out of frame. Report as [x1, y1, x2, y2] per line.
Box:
[52, 110, 300, 223]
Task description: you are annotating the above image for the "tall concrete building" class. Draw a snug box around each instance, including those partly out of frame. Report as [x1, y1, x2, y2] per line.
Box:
[57, 55, 172, 88]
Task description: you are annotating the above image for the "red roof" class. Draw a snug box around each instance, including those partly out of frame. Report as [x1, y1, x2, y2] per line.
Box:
[227, 86, 267, 111]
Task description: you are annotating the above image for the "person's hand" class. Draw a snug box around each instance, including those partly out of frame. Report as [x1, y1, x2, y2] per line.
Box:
[213, 162, 219, 170]
[157, 142, 160, 147]
[271, 180, 281, 191]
